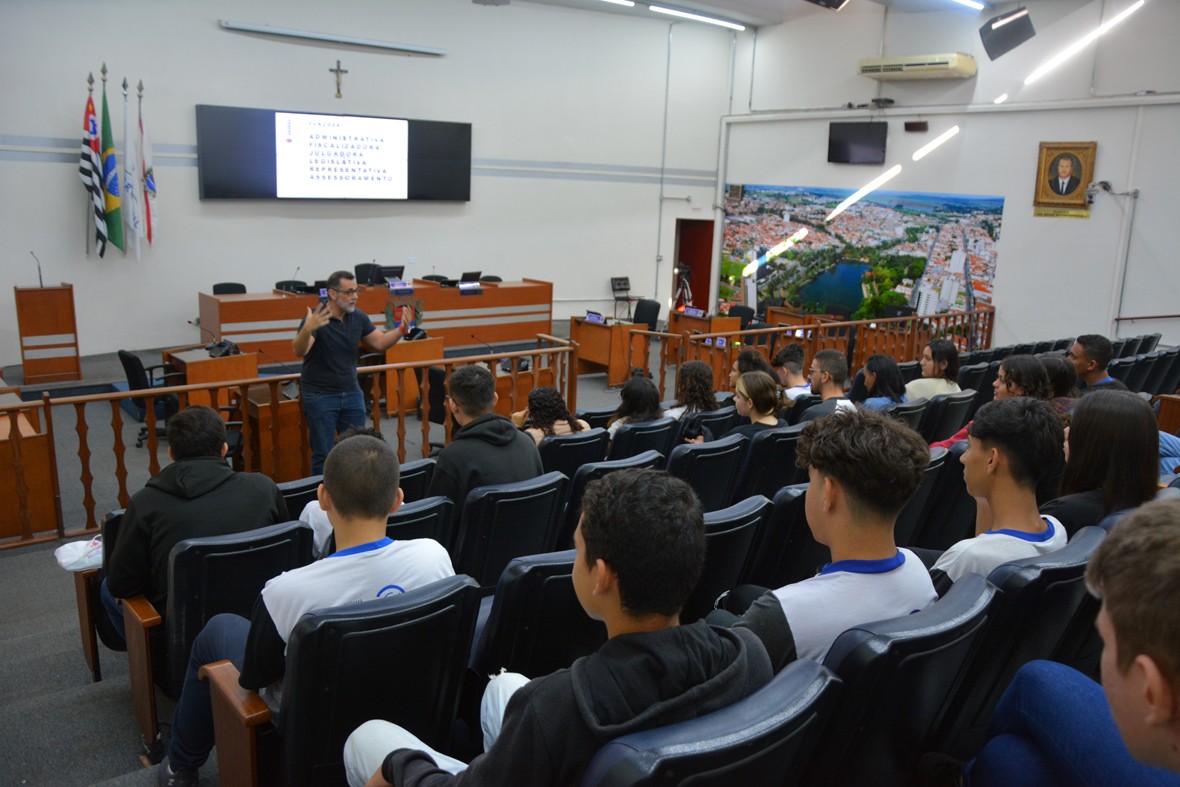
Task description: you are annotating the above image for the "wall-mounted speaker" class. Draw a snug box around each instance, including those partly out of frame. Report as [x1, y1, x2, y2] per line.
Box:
[802, 0, 851, 10]
[980, 7, 1036, 61]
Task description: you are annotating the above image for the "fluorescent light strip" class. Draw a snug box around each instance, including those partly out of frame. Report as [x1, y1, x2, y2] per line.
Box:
[648, 5, 746, 31]
[948, 0, 986, 10]
[991, 8, 1029, 30]
[993, 93, 1009, 104]
[825, 165, 903, 222]
[218, 20, 447, 56]
[912, 125, 960, 161]
[599, 0, 636, 5]
[1024, 0, 1144, 85]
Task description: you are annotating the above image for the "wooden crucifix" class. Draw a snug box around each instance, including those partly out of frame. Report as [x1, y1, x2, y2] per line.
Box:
[329, 60, 348, 99]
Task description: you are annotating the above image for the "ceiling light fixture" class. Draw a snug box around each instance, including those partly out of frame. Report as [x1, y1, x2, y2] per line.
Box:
[599, 0, 636, 6]
[648, 5, 746, 31]
[993, 93, 1009, 104]
[948, 0, 986, 11]
[1024, 0, 1144, 85]
[990, 7, 1029, 29]
[826, 165, 903, 222]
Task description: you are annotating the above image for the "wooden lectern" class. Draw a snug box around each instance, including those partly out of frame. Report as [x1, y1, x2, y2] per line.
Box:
[14, 284, 81, 384]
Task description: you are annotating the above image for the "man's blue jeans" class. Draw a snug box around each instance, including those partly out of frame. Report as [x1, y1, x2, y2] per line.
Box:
[166, 613, 251, 771]
[99, 577, 127, 644]
[301, 387, 366, 474]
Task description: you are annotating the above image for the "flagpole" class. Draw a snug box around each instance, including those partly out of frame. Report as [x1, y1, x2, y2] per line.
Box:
[84, 72, 94, 257]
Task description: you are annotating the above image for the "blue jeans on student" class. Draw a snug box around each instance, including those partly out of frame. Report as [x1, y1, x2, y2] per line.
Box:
[166, 613, 251, 771]
[99, 577, 126, 643]
[302, 386, 366, 474]
[967, 660, 1180, 787]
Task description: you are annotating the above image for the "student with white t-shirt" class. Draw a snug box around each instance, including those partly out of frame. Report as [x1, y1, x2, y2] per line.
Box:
[933, 397, 1068, 583]
[156, 435, 454, 787]
[716, 408, 938, 669]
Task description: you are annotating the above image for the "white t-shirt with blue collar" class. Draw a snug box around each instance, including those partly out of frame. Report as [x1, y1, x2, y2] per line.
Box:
[933, 515, 1067, 583]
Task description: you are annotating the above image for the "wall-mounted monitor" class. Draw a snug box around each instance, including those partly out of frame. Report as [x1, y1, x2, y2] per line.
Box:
[827, 121, 888, 165]
[195, 105, 471, 201]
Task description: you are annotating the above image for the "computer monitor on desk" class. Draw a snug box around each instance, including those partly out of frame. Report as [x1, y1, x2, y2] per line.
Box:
[381, 265, 405, 282]
[460, 271, 482, 283]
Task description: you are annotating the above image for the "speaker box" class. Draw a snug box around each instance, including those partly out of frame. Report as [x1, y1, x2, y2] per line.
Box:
[980, 8, 1036, 61]
[802, 0, 850, 10]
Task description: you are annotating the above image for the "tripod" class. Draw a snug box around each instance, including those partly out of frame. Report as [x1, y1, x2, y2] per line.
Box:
[673, 273, 693, 311]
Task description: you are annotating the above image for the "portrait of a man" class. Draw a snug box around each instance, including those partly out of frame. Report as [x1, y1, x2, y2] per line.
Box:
[1034, 142, 1097, 210]
[1048, 154, 1081, 196]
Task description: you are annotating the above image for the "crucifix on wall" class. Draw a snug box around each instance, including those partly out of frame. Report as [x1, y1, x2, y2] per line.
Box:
[329, 59, 348, 99]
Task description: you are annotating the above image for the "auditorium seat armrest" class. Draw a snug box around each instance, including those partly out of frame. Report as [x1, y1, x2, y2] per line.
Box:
[74, 568, 101, 682]
[123, 595, 163, 745]
[202, 660, 271, 787]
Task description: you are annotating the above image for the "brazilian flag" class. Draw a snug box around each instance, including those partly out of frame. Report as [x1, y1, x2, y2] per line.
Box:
[100, 85, 125, 252]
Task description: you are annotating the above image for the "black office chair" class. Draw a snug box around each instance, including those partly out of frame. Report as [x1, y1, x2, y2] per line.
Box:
[576, 408, 617, 431]
[897, 360, 922, 384]
[786, 394, 821, 425]
[117, 349, 181, 447]
[354, 262, 385, 286]
[933, 526, 1107, 759]
[399, 457, 436, 503]
[730, 424, 808, 505]
[609, 419, 679, 461]
[421, 274, 450, 283]
[665, 434, 748, 513]
[211, 282, 247, 295]
[744, 483, 831, 589]
[123, 521, 315, 751]
[957, 362, 988, 398]
[323, 495, 455, 557]
[1142, 346, 1178, 395]
[919, 390, 976, 443]
[453, 472, 569, 589]
[539, 428, 610, 479]
[582, 658, 842, 787]
[274, 279, 307, 293]
[884, 397, 928, 432]
[205, 575, 482, 787]
[632, 299, 661, 332]
[276, 475, 323, 517]
[678, 405, 740, 442]
[681, 494, 772, 623]
[558, 451, 665, 550]
[727, 305, 755, 331]
[479, 275, 503, 283]
[892, 447, 948, 548]
[808, 574, 997, 786]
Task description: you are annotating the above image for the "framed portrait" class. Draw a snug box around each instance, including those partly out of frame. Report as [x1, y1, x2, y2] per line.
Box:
[1034, 141, 1096, 208]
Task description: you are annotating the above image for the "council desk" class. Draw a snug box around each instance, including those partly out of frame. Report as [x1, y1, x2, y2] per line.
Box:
[198, 279, 553, 364]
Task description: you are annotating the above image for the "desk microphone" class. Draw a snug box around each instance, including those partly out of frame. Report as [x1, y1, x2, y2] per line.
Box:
[281, 265, 302, 296]
[244, 345, 303, 401]
[187, 319, 238, 357]
[30, 251, 44, 288]
[470, 334, 497, 358]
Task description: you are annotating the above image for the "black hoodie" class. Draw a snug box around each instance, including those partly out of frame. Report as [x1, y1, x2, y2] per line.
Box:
[427, 414, 544, 505]
[380, 621, 773, 786]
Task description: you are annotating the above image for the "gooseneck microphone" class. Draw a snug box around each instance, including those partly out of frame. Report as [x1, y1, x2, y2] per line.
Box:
[30, 251, 44, 288]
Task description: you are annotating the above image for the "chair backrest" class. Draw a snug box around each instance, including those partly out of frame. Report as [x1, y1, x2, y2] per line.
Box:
[453, 471, 569, 588]
[679, 406, 740, 443]
[424, 366, 448, 426]
[1143, 347, 1178, 396]
[165, 521, 315, 695]
[539, 428, 610, 479]
[386, 496, 455, 549]
[892, 447, 948, 548]
[912, 440, 976, 550]
[276, 475, 323, 516]
[727, 305, 755, 331]
[786, 394, 820, 425]
[420, 274, 450, 283]
[100, 509, 126, 573]
[211, 281, 247, 295]
[681, 495, 772, 623]
[1141, 332, 1162, 354]
[633, 299, 661, 332]
[745, 484, 831, 589]
[472, 550, 606, 678]
[353, 263, 384, 285]
[577, 408, 618, 431]
[666, 434, 749, 513]
[919, 390, 977, 443]
[117, 350, 152, 412]
[479, 274, 503, 283]
[1107, 355, 1135, 384]
[398, 458, 436, 504]
[808, 574, 997, 786]
[1125, 352, 1158, 393]
[581, 659, 842, 787]
[609, 418, 678, 461]
[897, 360, 922, 384]
[558, 451, 666, 549]
[1031, 340, 1054, 354]
[973, 361, 1001, 412]
[934, 526, 1107, 759]
[279, 575, 482, 786]
[730, 424, 808, 504]
[884, 397, 928, 432]
[274, 279, 307, 293]
[1162, 348, 1180, 397]
[956, 362, 988, 396]
[1114, 336, 1138, 358]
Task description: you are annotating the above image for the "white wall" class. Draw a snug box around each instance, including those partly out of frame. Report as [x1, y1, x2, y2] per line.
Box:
[722, 0, 1180, 346]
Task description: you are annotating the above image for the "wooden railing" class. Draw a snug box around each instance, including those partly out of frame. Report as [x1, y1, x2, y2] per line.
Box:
[0, 337, 577, 548]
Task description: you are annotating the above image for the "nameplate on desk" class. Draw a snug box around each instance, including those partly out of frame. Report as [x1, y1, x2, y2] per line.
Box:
[458, 282, 483, 295]
[388, 280, 414, 296]
[584, 311, 605, 324]
[715, 337, 728, 348]
[683, 307, 705, 318]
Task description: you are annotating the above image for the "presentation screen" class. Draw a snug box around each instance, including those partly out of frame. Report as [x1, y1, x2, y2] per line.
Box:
[827, 122, 888, 165]
[196, 105, 470, 201]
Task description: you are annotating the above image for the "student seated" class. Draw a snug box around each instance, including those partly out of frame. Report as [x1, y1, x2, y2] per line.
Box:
[299, 425, 383, 558]
[905, 338, 961, 401]
[932, 397, 1067, 583]
[606, 375, 669, 439]
[798, 348, 855, 423]
[716, 408, 938, 670]
[771, 344, 812, 402]
[343, 469, 772, 786]
[1039, 352, 1079, 415]
[664, 360, 721, 421]
[850, 353, 908, 411]
[931, 354, 1051, 450]
[723, 370, 786, 439]
[728, 347, 776, 389]
[156, 435, 454, 787]
[509, 386, 589, 446]
[1068, 333, 1130, 393]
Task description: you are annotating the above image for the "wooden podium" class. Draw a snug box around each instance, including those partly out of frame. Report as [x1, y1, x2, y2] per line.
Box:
[382, 337, 446, 417]
[166, 348, 260, 411]
[14, 284, 81, 384]
[569, 317, 643, 387]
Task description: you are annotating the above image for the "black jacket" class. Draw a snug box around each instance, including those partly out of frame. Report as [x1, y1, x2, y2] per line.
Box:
[427, 414, 543, 505]
[381, 621, 773, 786]
[105, 457, 288, 613]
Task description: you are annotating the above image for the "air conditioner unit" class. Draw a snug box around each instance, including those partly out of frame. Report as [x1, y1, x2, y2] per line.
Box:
[857, 53, 978, 81]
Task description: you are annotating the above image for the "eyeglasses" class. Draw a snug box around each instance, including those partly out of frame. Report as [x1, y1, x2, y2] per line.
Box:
[331, 287, 361, 297]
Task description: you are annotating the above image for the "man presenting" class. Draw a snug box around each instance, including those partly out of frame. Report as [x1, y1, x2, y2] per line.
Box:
[293, 270, 412, 473]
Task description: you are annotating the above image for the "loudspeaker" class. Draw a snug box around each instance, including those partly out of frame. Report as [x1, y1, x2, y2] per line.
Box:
[980, 7, 1036, 61]
[802, 0, 850, 9]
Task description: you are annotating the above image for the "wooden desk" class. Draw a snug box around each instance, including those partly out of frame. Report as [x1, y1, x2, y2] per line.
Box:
[199, 278, 553, 364]
[569, 318, 643, 387]
[381, 337, 446, 417]
[0, 394, 55, 545]
[165, 349, 259, 411]
[14, 283, 81, 384]
[765, 306, 813, 327]
[667, 313, 741, 357]
[246, 386, 308, 483]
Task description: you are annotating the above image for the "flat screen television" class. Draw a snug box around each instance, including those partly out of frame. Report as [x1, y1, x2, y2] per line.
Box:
[195, 105, 471, 201]
[827, 121, 888, 164]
